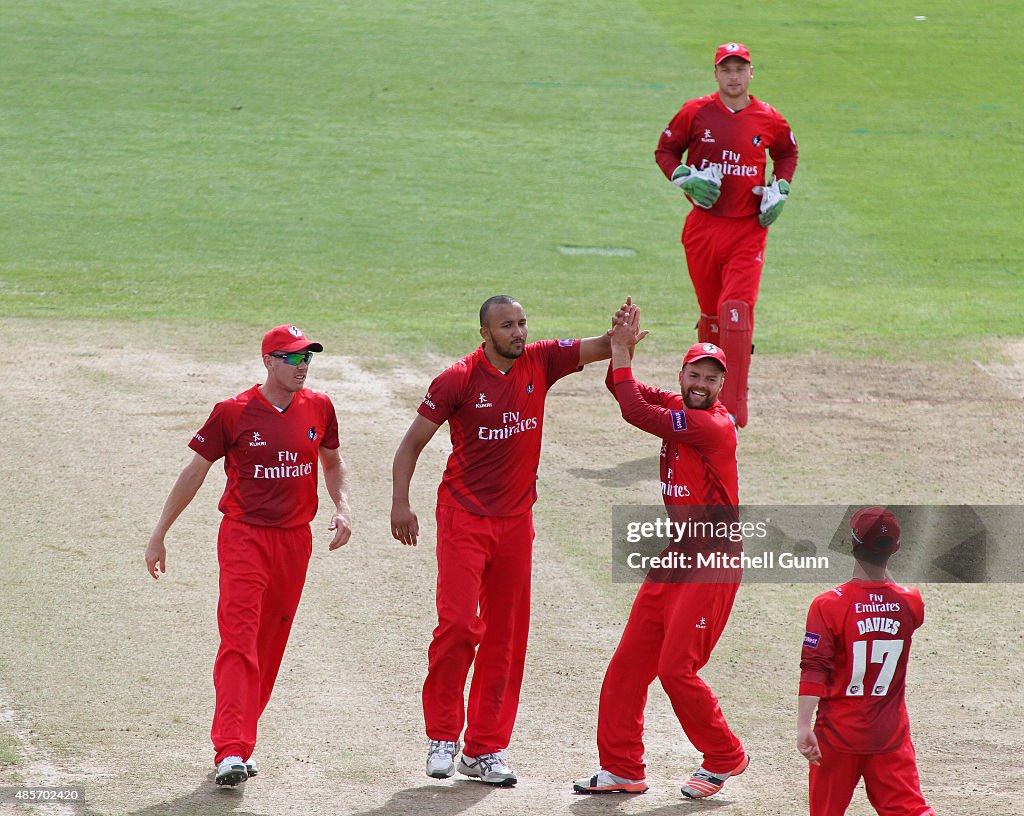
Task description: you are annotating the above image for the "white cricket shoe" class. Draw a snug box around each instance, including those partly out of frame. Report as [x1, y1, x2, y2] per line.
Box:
[426, 739, 461, 779]
[458, 752, 517, 786]
[573, 769, 648, 794]
[214, 755, 248, 787]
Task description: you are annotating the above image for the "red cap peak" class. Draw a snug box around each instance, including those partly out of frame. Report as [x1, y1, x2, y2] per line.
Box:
[261, 325, 324, 356]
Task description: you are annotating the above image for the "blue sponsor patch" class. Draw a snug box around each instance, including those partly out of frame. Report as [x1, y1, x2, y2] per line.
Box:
[804, 632, 820, 649]
[670, 410, 687, 432]
[558, 338, 575, 347]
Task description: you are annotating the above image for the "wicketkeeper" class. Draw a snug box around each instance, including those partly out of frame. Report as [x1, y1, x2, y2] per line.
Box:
[656, 41, 798, 427]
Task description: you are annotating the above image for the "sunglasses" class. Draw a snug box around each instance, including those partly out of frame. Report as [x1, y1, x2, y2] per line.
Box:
[269, 351, 314, 365]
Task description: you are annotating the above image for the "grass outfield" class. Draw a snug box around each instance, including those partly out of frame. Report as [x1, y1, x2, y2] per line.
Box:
[0, 730, 19, 768]
[1, 0, 1020, 358]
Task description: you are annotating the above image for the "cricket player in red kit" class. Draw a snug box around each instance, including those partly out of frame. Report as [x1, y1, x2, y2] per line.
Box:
[145, 325, 353, 788]
[391, 295, 621, 787]
[574, 302, 748, 800]
[656, 42, 798, 427]
[798, 508, 935, 816]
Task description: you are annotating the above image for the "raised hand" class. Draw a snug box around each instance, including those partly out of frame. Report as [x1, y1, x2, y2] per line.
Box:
[610, 303, 642, 349]
[610, 296, 649, 349]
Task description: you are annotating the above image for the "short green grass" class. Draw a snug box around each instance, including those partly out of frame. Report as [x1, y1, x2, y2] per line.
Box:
[1, 1, 1020, 359]
[0, 728, 20, 767]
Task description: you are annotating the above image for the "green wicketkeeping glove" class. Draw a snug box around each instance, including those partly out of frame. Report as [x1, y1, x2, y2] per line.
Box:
[671, 164, 723, 209]
[752, 176, 791, 226]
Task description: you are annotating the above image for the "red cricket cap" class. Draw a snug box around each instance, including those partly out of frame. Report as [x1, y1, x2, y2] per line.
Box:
[851, 507, 901, 555]
[261, 325, 324, 356]
[682, 342, 727, 371]
[715, 42, 752, 65]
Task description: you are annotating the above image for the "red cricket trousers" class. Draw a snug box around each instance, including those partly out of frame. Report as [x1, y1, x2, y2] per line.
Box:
[682, 208, 767, 320]
[211, 516, 312, 763]
[809, 733, 935, 816]
[597, 578, 744, 780]
[422, 504, 534, 757]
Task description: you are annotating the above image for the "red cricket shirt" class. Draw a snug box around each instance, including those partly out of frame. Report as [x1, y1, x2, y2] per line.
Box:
[609, 367, 739, 508]
[656, 93, 798, 218]
[418, 340, 582, 517]
[800, 580, 926, 753]
[189, 385, 339, 528]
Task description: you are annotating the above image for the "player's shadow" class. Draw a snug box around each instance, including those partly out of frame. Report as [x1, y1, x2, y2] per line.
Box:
[569, 457, 659, 486]
[67, 773, 260, 816]
[570, 794, 731, 815]
[347, 781, 495, 816]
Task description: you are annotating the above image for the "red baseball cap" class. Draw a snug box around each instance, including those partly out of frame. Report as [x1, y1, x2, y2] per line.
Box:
[715, 42, 752, 65]
[851, 507, 901, 555]
[682, 342, 727, 371]
[261, 325, 324, 356]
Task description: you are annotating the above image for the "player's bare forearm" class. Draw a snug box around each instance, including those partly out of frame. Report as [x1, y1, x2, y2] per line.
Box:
[320, 447, 349, 508]
[146, 453, 213, 579]
[796, 695, 822, 765]
[796, 695, 818, 731]
[390, 416, 440, 546]
[153, 455, 212, 534]
[320, 447, 352, 550]
[390, 420, 433, 503]
[391, 446, 418, 511]
[390, 448, 421, 547]
[578, 334, 612, 366]
[611, 343, 632, 371]
[605, 340, 640, 391]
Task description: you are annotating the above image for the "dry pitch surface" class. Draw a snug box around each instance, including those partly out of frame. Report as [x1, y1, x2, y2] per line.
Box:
[1, 320, 1022, 816]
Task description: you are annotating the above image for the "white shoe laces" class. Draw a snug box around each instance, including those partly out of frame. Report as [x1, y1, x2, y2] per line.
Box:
[475, 752, 512, 773]
[428, 740, 459, 759]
